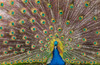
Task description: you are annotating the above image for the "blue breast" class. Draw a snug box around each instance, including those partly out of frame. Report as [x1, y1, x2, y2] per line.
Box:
[48, 48, 65, 65]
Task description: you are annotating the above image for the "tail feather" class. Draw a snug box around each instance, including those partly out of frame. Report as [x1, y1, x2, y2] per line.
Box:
[0, 0, 100, 64]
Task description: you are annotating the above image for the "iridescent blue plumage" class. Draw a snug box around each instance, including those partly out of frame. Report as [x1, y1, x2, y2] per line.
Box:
[49, 48, 65, 65]
[48, 41, 65, 65]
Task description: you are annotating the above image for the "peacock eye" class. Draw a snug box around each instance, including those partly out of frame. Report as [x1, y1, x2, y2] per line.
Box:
[31, 8, 37, 14]
[22, 0, 28, 3]
[0, 26, 3, 30]
[85, 1, 89, 7]
[10, 62, 13, 64]
[69, 30, 73, 34]
[32, 20, 35, 22]
[70, 4, 74, 9]
[31, 26, 36, 32]
[39, 40, 43, 44]
[27, 50, 31, 55]
[40, 12, 45, 17]
[52, 20, 55, 22]
[21, 8, 27, 14]
[10, 1, 14, 5]
[0, 2, 4, 7]
[8, 46, 13, 51]
[82, 53, 86, 56]
[96, 52, 100, 56]
[37, 1, 40, 4]
[68, 38, 72, 41]
[51, 19, 56, 23]
[11, 36, 16, 40]
[49, 26, 53, 30]
[96, 31, 100, 35]
[25, 40, 30, 45]
[40, 47, 44, 51]
[19, 19, 25, 25]
[12, 11, 14, 15]
[35, 34, 39, 38]
[83, 28, 87, 32]
[66, 20, 70, 25]
[44, 44, 48, 48]
[93, 41, 98, 46]
[85, 4, 88, 7]
[20, 28, 26, 33]
[16, 44, 20, 48]
[61, 36, 64, 39]
[70, 47, 73, 50]
[58, 27, 62, 32]
[93, 16, 97, 21]
[9, 10, 15, 16]
[9, 21, 15, 26]
[12, 23, 14, 25]
[59, 10, 63, 15]
[0, 15, 3, 20]
[79, 16, 84, 20]
[77, 44, 81, 47]
[9, 31, 15, 35]
[36, 54, 40, 57]
[65, 58, 69, 61]
[48, 3, 52, 8]
[4, 51, 8, 54]
[43, 30, 48, 34]
[14, 51, 17, 54]
[41, 19, 46, 24]
[34, 10, 37, 13]
[11, 1, 14, 5]
[3, 40, 8, 45]
[21, 48, 25, 53]
[49, 34, 53, 38]
[82, 38, 87, 42]
[0, 33, 4, 37]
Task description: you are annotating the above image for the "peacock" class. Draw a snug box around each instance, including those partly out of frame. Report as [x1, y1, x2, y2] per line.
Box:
[0, 0, 100, 65]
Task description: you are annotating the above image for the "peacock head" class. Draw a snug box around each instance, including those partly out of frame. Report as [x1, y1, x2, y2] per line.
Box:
[54, 41, 58, 46]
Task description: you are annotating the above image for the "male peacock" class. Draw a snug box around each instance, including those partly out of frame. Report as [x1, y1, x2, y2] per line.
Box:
[0, 0, 100, 65]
